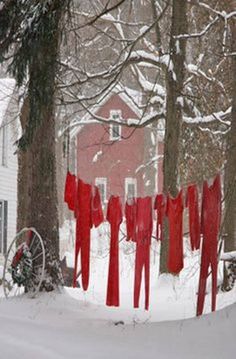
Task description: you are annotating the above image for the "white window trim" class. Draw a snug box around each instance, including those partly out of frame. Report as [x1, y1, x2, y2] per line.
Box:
[0, 200, 7, 255]
[0, 125, 8, 167]
[95, 177, 107, 204]
[125, 177, 137, 199]
[109, 110, 122, 140]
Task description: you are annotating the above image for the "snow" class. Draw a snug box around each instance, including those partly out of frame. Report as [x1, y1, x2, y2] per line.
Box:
[0, 280, 236, 358]
[92, 150, 103, 163]
[1, 224, 236, 358]
[184, 107, 231, 125]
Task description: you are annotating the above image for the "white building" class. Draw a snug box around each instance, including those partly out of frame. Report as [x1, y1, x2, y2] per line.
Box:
[0, 78, 18, 264]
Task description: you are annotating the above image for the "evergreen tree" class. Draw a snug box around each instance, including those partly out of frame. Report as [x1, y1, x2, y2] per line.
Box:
[0, 0, 71, 290]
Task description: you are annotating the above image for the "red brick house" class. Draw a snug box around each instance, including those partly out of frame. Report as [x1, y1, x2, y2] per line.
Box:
[71, 88, 164, 207]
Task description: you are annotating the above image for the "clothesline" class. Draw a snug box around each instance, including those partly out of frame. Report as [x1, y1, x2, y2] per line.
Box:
[64, 171, 222, 316]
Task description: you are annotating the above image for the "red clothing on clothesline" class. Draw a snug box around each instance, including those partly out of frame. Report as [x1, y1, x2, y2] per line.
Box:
[74, 178, 92, 291]
[106, 196, 122, 307]
[166, 190, 184, 274]
[72, 179, 104, 289]
[91, 186, 104, 227]
[125, 198, 137, 242]
[186, 184, 200, 251]
[134, 196, 153, 310]
[154, 193, 166, 241]
[197, 174, 221, 316]
[64, 171, 77, 212]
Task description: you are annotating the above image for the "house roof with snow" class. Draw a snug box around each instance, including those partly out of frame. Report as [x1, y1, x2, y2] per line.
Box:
[69, 85, 143, 138]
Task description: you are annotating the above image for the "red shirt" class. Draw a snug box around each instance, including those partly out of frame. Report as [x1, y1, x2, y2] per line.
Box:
[166, 190, 184, 274]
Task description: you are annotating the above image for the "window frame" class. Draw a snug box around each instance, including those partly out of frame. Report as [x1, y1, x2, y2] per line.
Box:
[0, 124, 8, 167]
[125, 177, 137, 200]
[109, 110, 122, 140]
[95, 177, 107, 206]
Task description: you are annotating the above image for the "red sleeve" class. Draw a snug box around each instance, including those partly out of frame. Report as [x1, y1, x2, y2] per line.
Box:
[106, 196, 112, 223]
[154, 195, 158, 210]
[91, 186, 104, 227]
[200, 182, 207, 234]
[64, 171, 77, 211]
[165, 194, 169, 217]
[185, 187, 189, 208]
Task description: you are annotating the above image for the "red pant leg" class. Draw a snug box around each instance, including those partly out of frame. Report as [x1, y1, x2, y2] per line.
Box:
[73, 220, 81, 288]
[134, 242, 145, 308]
[196, 250, 209, 316]
[144, 243, 150, 310]
[80, 234, 90, 291]
[106, 229, 119, 306]
[211, 252, 218, 312]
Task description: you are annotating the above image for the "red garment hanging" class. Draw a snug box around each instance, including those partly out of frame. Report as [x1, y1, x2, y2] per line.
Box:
[73, 178, 92, 291]
[186, 184, 200, 251]
[91, 186, 104, 228]
[73, 179, 104, 288]
[106, 196, 122, 307]
[166, 190, 184, 274]
[134, 197, 153, 310]
[125, 198, 137, 241]
[64, 171, 77, 212]
[196, 174, 221, 316]
[154, 193, 166, 241]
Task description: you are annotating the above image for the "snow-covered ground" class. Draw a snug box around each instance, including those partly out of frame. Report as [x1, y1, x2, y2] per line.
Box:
[0, 222, 235, 358]
[0, 287, 236, 359]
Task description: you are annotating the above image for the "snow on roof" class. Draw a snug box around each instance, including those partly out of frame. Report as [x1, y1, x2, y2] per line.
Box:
[0, 78, 16, 127]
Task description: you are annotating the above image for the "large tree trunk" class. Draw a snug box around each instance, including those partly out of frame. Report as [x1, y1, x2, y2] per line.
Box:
[222, 4, 236, 290]
[160, 0, 188, 273]
[17, 97, 31, 231]
[17, 6, 65, 290]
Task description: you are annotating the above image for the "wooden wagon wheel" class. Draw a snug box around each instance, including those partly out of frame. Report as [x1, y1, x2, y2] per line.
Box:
[2, 227, 45, 299]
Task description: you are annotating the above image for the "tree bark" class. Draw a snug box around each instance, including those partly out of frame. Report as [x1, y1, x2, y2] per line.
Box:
[222, 4, 236, 290]
[160, 0, 188, 273]
[17, 97, 31, 232]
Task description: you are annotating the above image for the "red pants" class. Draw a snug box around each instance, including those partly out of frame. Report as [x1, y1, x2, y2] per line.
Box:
[197, 249, 218, 316]
[134, 240, 150, 310]
[106, 226, 119, 306]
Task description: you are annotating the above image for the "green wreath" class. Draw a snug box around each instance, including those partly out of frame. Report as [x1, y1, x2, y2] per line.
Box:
[10, 243, 33, 286]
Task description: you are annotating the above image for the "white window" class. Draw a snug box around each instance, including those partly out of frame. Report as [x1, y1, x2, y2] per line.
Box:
[125, 178, 137, 199]
[0, 200, 8, 255]
[95, 177, 107, 206]
[0, 125, 8, 166]
[110, 110, 122, 140]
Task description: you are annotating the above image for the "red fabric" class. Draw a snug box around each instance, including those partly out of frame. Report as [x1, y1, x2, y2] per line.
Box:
[166, 190, 184, 274]
[154, 194, 166, 241]
[91, 186, 104, 228]
[106, 196, 122, 307]
[134, 197, 152, 310]
[73, 178, 92, 291]
[186, 184, 200, 251]
[64, 171, 77, 212]
[197, 174, 221, 316]
[125, 198, 137, 241]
